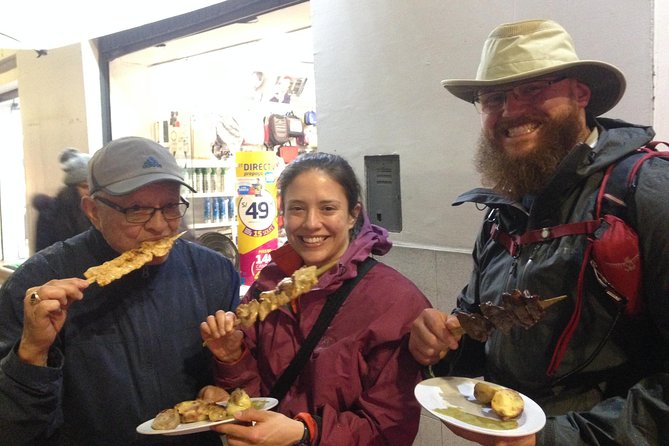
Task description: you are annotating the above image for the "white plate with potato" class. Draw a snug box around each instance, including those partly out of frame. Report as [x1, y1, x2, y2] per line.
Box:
[415, 377, 545, 437]
[136, 397, 278, 436]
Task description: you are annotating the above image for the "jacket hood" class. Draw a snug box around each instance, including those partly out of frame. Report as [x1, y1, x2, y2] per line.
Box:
[581, 118, 655, 172]
[342, 210, 392, 263]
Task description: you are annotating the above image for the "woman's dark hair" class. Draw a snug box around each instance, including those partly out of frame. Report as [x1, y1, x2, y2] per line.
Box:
[278, 152, 364, 236]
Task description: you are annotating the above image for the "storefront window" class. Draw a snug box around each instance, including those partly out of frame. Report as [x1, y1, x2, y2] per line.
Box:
[0, 97, 28, 263]
[107, 2, 315, 281]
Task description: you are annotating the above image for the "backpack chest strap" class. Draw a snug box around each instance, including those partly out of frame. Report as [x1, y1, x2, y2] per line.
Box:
[490, 220, 601, 257]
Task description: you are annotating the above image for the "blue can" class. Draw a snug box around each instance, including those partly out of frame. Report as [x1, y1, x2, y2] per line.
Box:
[212, 195, 220, 222]
[204, 197, 212, 223]
[228, 197, 235, 219]
[220, 197, 228, 221]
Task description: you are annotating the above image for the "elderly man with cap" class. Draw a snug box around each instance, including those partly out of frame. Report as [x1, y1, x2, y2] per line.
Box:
[0, 136, 240, 445]
[409, 19, 669, 445]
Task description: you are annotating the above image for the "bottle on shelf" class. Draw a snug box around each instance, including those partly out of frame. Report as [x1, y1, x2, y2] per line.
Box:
[193, 168, 201, 193]
[220, 197, 228, 222]
[213, 195, 220, 222]
[202, 168, 209, 193]
[217, 168, 225, 193]
[209, 168, 216, 193]
[204, 197, 212, 223]
[182, 166, 190, 185]
[228, 197, 235, 220]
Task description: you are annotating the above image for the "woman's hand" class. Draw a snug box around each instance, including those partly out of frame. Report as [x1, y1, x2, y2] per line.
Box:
[212, 408, 305, 446]
[19, 278, 89, 366]
[408, 308, 463, 365]
[200, 310, 245, 363]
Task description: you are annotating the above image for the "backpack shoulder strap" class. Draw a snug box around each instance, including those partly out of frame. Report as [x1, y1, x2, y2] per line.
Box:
[598, 142, 669, 220]
[490, 142, 669, 255]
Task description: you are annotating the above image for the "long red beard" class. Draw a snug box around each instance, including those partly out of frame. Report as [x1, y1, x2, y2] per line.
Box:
[474, 109, 584, 200]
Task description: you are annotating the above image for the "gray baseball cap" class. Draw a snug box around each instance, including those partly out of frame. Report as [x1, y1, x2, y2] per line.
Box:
[88, 136, 195, 196]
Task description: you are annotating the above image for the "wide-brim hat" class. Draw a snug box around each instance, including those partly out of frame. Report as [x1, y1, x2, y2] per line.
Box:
[441, 19, 626, 117]
[89, 136, 195, 196]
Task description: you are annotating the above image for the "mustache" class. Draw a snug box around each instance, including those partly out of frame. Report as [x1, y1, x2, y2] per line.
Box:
[494, 116, 545, 134]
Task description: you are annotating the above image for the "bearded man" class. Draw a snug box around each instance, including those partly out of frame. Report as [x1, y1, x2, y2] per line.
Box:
[409, 19, 669, 446]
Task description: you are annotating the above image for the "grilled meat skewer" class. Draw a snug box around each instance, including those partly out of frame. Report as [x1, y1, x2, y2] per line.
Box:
[235, 258, 339, 327]
[453, 290, 566, 342]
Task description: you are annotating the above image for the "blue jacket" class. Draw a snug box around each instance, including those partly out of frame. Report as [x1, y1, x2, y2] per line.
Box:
[439, 118, 669, 445]
[0, 228, 240, 445]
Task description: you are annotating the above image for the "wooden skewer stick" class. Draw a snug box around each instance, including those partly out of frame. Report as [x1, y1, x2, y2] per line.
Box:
[537, 294, 567, 309]
[314, 258, 340, 277]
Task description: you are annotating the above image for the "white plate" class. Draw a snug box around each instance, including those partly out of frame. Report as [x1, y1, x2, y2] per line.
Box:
[136, 397, 278, 436]
[415, 377, 546, 437]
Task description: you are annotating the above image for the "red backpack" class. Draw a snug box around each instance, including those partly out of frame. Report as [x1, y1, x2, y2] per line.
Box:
[490, 141, 668, 376]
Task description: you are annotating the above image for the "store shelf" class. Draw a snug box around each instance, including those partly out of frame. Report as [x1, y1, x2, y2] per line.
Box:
[184, 158, 235, 169]
[189, 221, 236, 230]
[191, 192, 233, 198]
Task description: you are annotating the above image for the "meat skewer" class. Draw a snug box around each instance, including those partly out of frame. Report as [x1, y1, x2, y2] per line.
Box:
[452, 289, 567, 342]
[234, 258, 339, 327]
[84, 231, 186, 286]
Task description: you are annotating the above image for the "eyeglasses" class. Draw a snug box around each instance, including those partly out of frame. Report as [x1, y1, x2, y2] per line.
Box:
[94, 196, 189, 224]
[473, 77, 567, 114]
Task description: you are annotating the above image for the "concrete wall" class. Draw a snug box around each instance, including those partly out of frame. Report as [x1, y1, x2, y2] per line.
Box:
[311, 0, 653, 251]
[656, 0, 669, 138]
[309, 1, 655, 444]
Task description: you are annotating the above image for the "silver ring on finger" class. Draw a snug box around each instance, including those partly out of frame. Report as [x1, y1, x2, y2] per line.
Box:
[29, 291, 41, 305]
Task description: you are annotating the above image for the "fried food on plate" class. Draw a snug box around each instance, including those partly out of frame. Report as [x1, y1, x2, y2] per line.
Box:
[151, 408, 180, 430]
[174, 399, 210, 423]
[150, 388, 254, 430]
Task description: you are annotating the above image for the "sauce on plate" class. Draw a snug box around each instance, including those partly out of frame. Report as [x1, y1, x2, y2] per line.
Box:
[435, 407, 518, 430]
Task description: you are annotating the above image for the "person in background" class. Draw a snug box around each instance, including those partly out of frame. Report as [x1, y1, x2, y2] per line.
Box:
[199, 152, 431, 445]
[32, 148, 92, 252]
[0, 136, 241, 446]
[408, 19, 669, 445]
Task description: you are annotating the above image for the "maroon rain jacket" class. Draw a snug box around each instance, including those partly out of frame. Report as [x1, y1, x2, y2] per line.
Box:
[214, 216, 431, 445]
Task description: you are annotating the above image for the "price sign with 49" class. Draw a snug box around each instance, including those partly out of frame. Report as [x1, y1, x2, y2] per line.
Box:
[239, 194, 277, 236]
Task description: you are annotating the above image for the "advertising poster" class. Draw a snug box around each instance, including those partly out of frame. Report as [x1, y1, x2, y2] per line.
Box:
[235, 151, 279, 285]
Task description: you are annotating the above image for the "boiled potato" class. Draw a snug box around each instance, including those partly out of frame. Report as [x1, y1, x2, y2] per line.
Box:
[226, 388, 252, 416]
[490, 388, 525, 420]
[474, 381, 501, 404]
